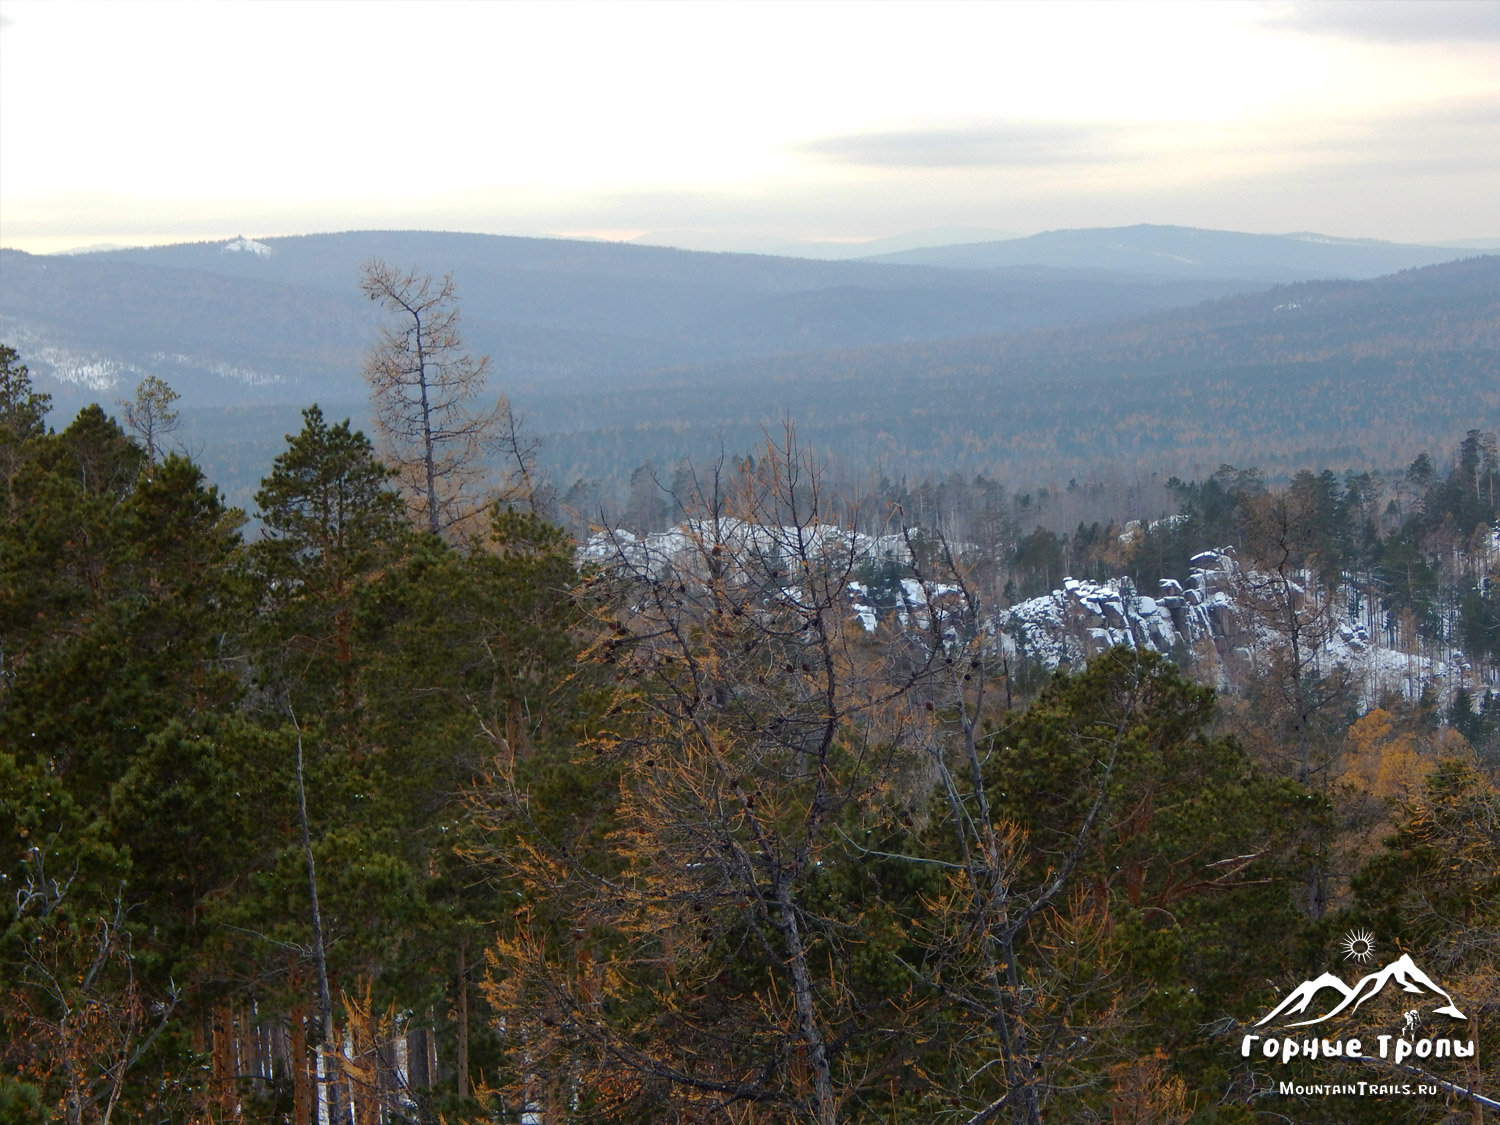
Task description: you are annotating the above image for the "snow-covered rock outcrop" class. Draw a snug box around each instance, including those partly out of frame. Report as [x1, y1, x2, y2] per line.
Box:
[1004, 549, 1246, 678]
[581, 521, 1485, 703]
[1002, 549, 1478, 704]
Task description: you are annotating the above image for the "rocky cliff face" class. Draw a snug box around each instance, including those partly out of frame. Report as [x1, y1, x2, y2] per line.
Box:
[582, 523, 1469, 704]
[1001, 548, 1466, 705]
[1004, 549, 1249, 684]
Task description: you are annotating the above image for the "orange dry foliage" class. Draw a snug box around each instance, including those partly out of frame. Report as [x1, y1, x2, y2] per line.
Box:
[1343, 708, 1467, 804]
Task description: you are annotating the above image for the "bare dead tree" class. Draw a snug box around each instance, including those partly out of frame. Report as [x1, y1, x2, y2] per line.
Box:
[360, 260, 528, 535]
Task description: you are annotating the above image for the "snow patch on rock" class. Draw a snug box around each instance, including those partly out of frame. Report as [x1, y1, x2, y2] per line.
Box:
[222, 236, 273, 257]
[1003, 548, 1474, 704]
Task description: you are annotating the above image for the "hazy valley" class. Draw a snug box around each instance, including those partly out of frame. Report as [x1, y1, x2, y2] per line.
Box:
[3, 225, 1495, 515]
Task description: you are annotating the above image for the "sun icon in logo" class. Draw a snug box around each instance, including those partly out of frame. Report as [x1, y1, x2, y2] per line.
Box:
[1340, 929, 1377, 964]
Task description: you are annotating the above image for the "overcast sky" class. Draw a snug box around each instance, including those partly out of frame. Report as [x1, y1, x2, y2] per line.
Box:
[1, 0, 1497, 254]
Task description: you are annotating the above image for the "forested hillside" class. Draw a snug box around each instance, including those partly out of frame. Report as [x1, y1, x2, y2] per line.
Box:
[0, 231, 1257, 410]
[3, 342, 1497, 1123]
[539, 255, 1500, 487]
[3, 237, 1493, 516]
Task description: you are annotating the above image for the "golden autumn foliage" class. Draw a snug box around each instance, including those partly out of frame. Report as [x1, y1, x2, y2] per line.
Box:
[1343, 708, 1454, 803]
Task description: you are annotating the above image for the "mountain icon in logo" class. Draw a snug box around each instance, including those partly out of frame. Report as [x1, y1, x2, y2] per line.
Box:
[1256, 954, 1466, 1028]
[1255, 972, 1355, 1026]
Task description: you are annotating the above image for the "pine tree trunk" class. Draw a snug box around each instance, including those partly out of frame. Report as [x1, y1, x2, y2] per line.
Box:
[291, 1002, 312, 1125]
[456, 939, 470, 1100]
[292, 720, 341, 1122]
[376, 1038, 398, 1118]
[213, 1001, 236, 1116]
[407, 1027, 430, 1090]
[242, 1004, 261, 1094]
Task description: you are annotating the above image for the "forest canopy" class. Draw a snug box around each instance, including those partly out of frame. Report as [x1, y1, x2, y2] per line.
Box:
[2, 340, 1498, 1124]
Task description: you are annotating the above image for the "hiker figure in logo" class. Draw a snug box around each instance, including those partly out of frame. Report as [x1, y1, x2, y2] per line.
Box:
[1402, 1008, 1422, 1039]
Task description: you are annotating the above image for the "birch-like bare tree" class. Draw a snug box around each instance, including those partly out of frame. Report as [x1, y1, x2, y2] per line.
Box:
[359, 260, 527, 535]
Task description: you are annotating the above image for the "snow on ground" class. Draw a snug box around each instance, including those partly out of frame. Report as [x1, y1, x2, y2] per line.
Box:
[580, 518, 909, 576]
[581, 520, 931, 636]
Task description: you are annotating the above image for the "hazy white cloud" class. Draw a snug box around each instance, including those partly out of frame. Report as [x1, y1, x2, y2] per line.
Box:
[2, 0, 1497, 251]
[1267, 0, 1500, 43]
[797, 122, 1122, 170]
[792, 96, 1500, 203]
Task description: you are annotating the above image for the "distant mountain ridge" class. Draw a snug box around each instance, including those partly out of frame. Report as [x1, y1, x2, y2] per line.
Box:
[864, 223, 1470, 281]
[5, 225, 1472, 419]
[629, 225, 1021, 259]
[2, 230, 1494, 510]
[0, 228, 1268, 413]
